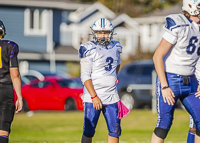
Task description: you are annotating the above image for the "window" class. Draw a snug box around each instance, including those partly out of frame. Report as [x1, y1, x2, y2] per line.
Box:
[139, 65, 155, 76]
[126, 64, 155, 76]
[31, 81, 52, 88]
[24, 8, 48, 36]
[126, 65, 137, 75]
[57, 80, 83, 88]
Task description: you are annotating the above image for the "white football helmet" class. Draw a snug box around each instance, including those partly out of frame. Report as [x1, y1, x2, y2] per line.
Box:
[91, 18, 114, 46]
[182, 0, 200, 15]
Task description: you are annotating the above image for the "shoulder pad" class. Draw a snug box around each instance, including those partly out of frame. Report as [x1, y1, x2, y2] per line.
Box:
[112, 41, 122, 53]
[78, 41, 96, 58]
[165, 14, 189, 31]
[3, 40, 19, 58]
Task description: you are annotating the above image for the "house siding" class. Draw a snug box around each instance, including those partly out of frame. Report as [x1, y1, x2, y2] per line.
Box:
[0, 6, 47, 53]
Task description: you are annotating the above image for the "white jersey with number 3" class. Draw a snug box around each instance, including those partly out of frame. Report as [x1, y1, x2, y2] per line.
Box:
[79, 41, 122, 104]
[163, 14, 200, 75]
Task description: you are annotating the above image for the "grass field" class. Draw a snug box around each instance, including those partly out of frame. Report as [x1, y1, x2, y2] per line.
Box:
[10, 109, 189, 143]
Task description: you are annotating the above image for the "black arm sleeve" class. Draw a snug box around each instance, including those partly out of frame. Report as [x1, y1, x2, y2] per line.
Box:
[6, 40, 19, 68]
[9, 56, 18, 67]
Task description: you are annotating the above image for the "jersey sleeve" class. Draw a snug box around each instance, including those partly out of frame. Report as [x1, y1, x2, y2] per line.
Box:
[80, 57, 93, 84]
[3, 40, 19, 68]
[78, 42, 96, 58]
[116, 42, 122, 53]
[79, 42, 96, 84]
[162, 31, 177, 45]
[163, 14, 185, 44]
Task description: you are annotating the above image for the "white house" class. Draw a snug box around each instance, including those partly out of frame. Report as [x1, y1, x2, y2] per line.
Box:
[134, 2, 182, 52]
[65, 2, 182, 59]
[67, 3, 140, 59]
[112, 14, 139, 59]
[61, 2, 116, 49]
[133, 16, 165, 52]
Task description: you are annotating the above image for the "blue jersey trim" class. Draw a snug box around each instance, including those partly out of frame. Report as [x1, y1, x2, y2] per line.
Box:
[166, 17, 176, 30]
[103, 41, 118, 50]
[79, 45, 97, 58]
[170, 24, 189, 31]
[79, 46, 87, 58]
[84, 47, 96, 57]
[184, 15, 193, 23]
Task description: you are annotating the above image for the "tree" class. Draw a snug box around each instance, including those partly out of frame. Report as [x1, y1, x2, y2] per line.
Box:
[73, 0, 182, 17]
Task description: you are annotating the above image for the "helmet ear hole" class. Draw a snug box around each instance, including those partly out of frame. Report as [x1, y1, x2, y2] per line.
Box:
[0, 20, 6, 39]
[0, 29, 5, 39]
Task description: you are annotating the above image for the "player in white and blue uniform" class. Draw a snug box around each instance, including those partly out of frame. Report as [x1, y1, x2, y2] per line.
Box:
[79, 18, 123, 143]
[187, 58, 200, 143]
[151, 0, 200, 142]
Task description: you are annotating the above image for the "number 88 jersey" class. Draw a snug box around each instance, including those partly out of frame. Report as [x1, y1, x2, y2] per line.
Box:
[163, 13, 200, 76]
[79, 41, 122, 103]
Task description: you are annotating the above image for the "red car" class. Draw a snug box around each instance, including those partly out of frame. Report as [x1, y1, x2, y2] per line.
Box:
[17, 76, 84, 111]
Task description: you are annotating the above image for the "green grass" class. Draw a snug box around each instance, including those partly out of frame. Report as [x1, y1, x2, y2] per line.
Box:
[10, 109, 189, 143]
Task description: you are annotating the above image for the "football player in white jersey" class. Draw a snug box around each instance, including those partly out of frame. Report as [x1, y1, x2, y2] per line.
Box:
[151, 0, 200, 143]
[188, 58, 200, 143]
[79, 18, 129, 143]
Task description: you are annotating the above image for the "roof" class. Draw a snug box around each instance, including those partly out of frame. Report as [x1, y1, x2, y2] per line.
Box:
[69, 2, 116, 23]
[0, 0, 91, 10]
[18, 45, 79, 61]
[131, 2, 182, 24]
[133, 16, 165, 24]
[55, 45, 78, 55]
[112, 13, 139, 32]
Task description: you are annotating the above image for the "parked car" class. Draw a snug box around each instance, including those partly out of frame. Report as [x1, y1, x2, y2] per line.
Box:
[22, 70, 70, 82]
[21, 76, 31, 86]
[18, 76, 84, 111]
[117, 60, 185, 110]
[117, 60, 155, 110]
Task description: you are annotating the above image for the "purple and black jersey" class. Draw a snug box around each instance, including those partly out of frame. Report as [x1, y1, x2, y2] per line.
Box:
[0, 40, 19, 84]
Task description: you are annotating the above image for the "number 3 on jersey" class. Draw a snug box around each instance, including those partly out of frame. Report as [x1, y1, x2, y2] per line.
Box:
[105, 57, 114, 71]
[0, 46, 2, 68]
[186, 36, 200, 55]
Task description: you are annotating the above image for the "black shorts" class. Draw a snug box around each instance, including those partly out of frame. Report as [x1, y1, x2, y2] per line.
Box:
[0, 84, 15, 133]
